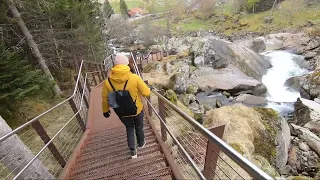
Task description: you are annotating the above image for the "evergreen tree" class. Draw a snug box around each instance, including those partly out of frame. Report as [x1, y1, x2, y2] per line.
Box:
[0, 43, 53, 103]
[103, 0, 114, 19]
[120, 0, 129, 16]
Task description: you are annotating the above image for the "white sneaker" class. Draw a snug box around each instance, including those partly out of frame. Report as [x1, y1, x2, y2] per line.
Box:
[138, 141, 146, 149]
[130, 150, 137, 159]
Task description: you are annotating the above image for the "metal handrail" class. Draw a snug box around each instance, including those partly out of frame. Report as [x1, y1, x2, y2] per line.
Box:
[130, 52, 205, 179]
[144, 98, 206, 180]
[12, 70, 94, 179]
[130, 52, 273, 180]
[0, 61, 106, 143]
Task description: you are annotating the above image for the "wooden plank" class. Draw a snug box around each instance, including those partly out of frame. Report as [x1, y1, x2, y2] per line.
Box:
[31, 121, 66, 167]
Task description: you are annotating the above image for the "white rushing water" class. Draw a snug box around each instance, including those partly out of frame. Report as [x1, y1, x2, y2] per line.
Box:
[262, 51, 308, 103]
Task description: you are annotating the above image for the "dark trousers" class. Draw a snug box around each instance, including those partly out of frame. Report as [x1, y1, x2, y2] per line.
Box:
[120, 112, 145, 151]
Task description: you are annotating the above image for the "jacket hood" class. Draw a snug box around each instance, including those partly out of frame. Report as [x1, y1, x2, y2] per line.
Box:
[110, 65, 132, 83]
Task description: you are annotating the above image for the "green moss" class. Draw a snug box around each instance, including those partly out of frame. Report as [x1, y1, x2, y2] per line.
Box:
[230, 143, 246, 155]
[186, 85, 198, 94]
[194, 113, 202, 121]
[164, 89, 178, 105]
[253, 108, 281, 165]
[177, 100, 194, 117]
[289, 176, 315, 180]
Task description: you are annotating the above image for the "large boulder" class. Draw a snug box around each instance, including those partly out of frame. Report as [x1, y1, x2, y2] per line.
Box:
[168, 62, 191, 94]
[204, 105, 288, 177]
[205, 38, 272, 80]
[191, 65, 263, 94]
[293, 98, 320, 134]
[300, 70, 320, 99]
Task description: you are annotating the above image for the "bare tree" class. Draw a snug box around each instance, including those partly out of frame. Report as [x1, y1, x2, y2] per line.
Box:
[6, 0, 62, 96]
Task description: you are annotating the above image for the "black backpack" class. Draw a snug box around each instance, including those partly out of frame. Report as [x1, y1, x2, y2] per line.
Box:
[108, 78, 137, 117]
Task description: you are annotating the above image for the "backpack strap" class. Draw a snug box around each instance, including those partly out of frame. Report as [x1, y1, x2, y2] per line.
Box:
[108, 78, 116, 91]
[123, 80, 129, 90]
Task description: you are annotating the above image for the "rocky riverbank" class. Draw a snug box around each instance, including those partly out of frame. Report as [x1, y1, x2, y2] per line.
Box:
[141, 30, 320, 179]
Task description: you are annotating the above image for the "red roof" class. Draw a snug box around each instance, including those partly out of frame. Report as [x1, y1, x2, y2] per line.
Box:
[128, 8, 143, 16]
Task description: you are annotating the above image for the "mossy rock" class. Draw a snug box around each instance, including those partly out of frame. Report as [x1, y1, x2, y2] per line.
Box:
[252, 155, 280, 178]
[194, 113, 203, 122]
[253, 108, 281, 166]
[164, 89, 178, 105]
[287, 176, 316, 180]
[186, 85, 198, 94]
[177, 100, 194, 118]
[230, 143, 246, 155]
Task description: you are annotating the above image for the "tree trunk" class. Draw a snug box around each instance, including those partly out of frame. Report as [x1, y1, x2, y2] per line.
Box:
[6, 1, 63, 96]
[0, 116, 54, 179]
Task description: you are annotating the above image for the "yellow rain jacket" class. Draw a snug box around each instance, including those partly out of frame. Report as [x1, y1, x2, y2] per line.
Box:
[102, 65, 151, 116]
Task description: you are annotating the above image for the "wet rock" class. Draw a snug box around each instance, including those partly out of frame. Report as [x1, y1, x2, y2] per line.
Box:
[206, 38, 271, 79]
[299, 142, 310, 151]
[221, 91, 231, 98]
[252, 84, 268, 96]
[291, 124, 320, 156]
[293, 98, 320, 128]
[305, 51, 317, 60]
[235, 94, 267, 106]
[216, 99, 222, 108]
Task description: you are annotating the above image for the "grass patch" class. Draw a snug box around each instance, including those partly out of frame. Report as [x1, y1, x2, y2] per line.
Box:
[150, 0, 320, 36]
[110, 0, 147, 14]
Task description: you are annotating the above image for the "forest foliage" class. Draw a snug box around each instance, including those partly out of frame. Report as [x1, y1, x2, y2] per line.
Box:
[0, 0, 105, 125]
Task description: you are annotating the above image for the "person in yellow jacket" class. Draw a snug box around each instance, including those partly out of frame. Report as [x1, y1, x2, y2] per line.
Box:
[102, 53, 151, 158]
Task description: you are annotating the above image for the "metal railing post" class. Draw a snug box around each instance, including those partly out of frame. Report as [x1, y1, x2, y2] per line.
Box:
[73, 75, 89, 108]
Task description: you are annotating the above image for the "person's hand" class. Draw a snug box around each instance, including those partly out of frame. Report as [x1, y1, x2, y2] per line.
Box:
[103, 111, 111, 118]
[149, 85, 156, 91]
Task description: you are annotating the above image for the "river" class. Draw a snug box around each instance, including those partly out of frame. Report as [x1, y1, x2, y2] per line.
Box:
[262, 51, 309, 114]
